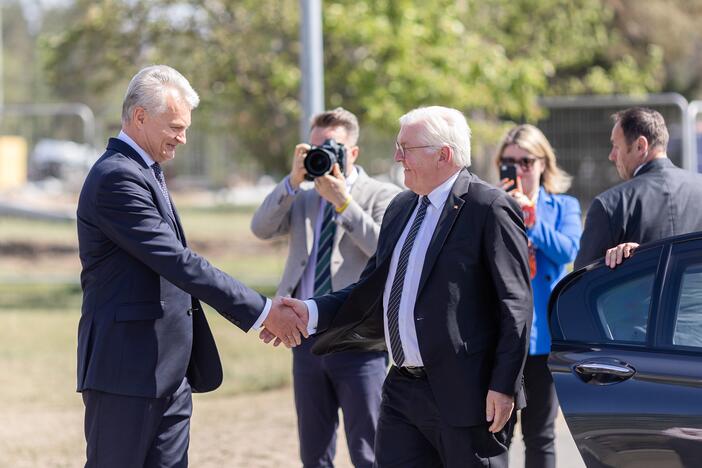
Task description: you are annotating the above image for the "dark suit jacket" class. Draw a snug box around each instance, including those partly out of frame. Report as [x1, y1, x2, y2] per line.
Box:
[574, 158, 702, 269]
[76, 138, 266, 399]
[311, 168, 533, 427]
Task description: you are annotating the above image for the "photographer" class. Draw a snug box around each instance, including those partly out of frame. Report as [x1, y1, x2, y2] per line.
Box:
[251, 107, 400, 468]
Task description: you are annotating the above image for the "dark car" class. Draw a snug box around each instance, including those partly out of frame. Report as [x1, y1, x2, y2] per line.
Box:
[549, 232, 702, 468]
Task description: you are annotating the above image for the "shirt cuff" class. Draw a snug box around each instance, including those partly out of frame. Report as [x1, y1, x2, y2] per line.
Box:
[304, 299, 319, 335]
[250, 297, 272, 331]
[284, 176, 298, 196]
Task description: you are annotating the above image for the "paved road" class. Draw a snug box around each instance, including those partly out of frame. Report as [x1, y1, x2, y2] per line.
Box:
[509, 411, 586, 468]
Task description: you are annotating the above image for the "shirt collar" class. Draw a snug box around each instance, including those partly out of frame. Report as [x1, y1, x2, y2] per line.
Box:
[117, 130, 156, 168]
[345, 166, 359, 187]
[633, 161, 648, 177]
[425, 169, 461, 209]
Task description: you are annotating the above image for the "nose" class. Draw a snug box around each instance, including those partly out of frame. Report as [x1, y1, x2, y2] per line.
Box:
[608, 149, 616, 162]
[394, 148, 403, 162]
[176, 131, 186, 145]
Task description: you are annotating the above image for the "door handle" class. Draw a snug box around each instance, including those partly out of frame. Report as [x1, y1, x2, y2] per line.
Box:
[573, 359, 636, 385]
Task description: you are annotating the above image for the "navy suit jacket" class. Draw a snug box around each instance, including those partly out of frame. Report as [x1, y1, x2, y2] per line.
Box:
[575, 158, 702, 269]
[76, 138, 266, 399]
[311, 169, 533, 427]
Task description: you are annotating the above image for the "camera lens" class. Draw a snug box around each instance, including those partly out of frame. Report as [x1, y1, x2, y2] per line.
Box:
[304, 149, 334, 177]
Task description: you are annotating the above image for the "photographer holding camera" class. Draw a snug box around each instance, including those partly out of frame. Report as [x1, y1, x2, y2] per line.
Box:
[251, 107, 400, 468]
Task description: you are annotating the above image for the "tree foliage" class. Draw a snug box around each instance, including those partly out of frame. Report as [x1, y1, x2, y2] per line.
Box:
[41, 0, 663, 173]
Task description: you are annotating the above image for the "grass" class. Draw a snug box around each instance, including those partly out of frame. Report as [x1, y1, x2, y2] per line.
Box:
[0, 204, 294, 403]
[0, 283, 83, 310]
[0, 203, 323, 467]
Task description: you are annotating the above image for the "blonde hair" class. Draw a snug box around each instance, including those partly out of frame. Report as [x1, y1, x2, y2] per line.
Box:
[495, 124, 572, 194]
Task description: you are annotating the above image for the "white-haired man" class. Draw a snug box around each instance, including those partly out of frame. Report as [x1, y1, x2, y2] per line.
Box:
[271, 106, 533, 467]
[76, 65, 306, 467]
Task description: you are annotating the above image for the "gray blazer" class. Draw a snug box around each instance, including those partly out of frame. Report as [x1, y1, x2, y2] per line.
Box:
[251, 167, 401, 297]
[575, 158, 702, 269]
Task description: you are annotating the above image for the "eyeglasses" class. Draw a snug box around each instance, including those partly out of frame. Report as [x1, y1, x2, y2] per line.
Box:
[394, 142, 440, 159]
[499, 156, 541, 170]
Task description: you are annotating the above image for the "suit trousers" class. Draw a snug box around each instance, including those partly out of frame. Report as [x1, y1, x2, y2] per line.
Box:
[82, 377, 192, 468]
[374, 367, 510, 468]
[293, 336, 387, 468]
[507, 354, 559, 468]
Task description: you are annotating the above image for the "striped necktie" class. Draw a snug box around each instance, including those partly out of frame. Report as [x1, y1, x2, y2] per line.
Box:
[151, 163, 173, 215]
[314, 201, 336, 296]
[387, 196, 430, 366]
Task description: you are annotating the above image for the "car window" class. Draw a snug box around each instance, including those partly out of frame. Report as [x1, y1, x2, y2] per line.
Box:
[672, 263, 702, 348]
[551, 247, 662, 345]
[594, 273, 655, 342]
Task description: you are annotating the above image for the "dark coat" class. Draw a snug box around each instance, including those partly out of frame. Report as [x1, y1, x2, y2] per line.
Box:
[575, 158, 702, 269]
[311, 168, 533, 427]
[77, 138, 266, 399]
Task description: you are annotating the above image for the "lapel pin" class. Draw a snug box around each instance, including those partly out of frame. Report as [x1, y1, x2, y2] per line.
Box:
[453, 204, 459, 209]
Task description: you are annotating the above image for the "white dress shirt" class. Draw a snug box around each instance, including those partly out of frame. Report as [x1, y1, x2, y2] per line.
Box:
[306, 169, 462, 365]
[115, 130, 272, 330]
[382, 170, 461, 366]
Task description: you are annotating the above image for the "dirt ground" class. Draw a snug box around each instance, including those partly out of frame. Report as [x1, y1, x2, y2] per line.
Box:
[0, 387, 353, 468]
[0, 385, 584, 468]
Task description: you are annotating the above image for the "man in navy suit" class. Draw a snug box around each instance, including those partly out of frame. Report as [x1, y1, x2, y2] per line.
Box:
[270, 106, 532, 467]
[76, 65, 308, 468]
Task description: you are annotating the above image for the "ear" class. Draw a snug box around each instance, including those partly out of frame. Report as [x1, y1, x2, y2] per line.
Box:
[133, 107, 147, 129]
[437, 145, 453, 166]
[637, 135, 649, 157]
[347, 146, 360, 165]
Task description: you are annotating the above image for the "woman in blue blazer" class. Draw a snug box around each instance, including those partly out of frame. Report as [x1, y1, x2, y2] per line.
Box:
[496, 124, 582, 468]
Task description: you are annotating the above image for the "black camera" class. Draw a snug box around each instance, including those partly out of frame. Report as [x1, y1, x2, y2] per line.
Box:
[303, 139, 347, 180]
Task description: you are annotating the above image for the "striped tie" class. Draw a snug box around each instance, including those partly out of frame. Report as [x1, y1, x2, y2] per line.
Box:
[314, 201, 336, 296]
[387, 196, 430, 366]
[151, 163, 173, 215]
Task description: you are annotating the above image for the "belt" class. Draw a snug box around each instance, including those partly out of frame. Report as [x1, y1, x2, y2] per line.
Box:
[395, 365, 427, 379]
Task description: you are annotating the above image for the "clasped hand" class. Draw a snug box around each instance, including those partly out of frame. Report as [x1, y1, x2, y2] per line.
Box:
[261, 297, 310, 348]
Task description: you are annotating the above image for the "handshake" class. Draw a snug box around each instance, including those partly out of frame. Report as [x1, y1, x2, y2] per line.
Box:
[260, 297, 311, 347]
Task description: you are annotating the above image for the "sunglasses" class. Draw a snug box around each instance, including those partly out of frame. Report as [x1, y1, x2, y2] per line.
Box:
[499, 157, 541, 170]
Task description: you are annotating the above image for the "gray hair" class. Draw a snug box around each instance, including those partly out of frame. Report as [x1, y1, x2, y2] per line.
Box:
[121, 65, 200, 124]
[398, 106, 471, 167]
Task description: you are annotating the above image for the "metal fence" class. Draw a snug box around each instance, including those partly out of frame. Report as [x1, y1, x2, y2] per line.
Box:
[4, 94, 702, 212]
[536, 93, 691, 211]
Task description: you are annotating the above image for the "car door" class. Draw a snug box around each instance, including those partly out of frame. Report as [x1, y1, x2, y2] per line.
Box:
[549, 236, 702, 468]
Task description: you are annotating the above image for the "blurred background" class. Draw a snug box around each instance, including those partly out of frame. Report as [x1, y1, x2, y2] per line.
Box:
[3, 0, 702, 466]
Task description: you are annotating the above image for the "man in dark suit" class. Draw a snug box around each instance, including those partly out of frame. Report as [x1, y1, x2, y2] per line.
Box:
[269, 106, 533, 467]
[76, 65, 307, 468]
[574, 107, 702, 270]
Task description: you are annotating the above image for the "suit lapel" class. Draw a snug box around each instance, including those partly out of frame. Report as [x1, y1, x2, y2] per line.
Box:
[417, 170, 470, 296]
[139, 164, 180, 230]
[106, 138, 180, 233]
[376, 192, 418, 266]
[171, 204, 187, 246]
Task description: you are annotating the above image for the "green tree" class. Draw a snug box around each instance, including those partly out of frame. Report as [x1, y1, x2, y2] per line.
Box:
[41, 0, 663, 173]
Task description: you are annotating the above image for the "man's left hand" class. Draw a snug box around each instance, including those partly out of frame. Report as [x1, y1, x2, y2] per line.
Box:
[605, 242, 639, 269]
[486, 390, 514, 433]
[314, 164, 349, 209]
